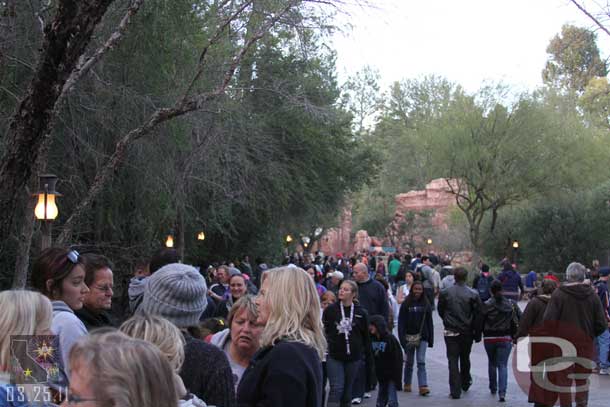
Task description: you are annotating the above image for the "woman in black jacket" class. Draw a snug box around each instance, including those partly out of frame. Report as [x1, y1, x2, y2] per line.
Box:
[479, 279, 522, 402]
[323, 280, 373, 407]
[397, 280, 434, 396]
[236, 266, 326, 407]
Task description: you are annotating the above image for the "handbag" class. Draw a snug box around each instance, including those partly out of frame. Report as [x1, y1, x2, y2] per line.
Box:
[404, 310, 426, 349]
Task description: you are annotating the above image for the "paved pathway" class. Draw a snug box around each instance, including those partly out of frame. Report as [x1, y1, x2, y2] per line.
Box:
[357, 301, 610, 407]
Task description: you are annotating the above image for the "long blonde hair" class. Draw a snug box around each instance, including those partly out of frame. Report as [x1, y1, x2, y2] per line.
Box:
[69, 331, 178, 407]
[119, 314, 185, 372]
[260, 266, 327, 359]
[0, 290, 52, 370]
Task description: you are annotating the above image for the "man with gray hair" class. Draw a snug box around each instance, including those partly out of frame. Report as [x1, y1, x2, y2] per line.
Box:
[543, 262, 606, 407]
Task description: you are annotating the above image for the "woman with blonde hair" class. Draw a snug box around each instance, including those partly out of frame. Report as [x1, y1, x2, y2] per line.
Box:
[64, 331, 178, 407]
[119, 315, 206, 406]
[0, 290, 54, 405]
[236, 266, 326, 407]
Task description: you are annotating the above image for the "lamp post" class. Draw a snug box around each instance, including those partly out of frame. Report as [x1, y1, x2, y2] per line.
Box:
[512, 240, 519, 266]
[34, 174, 61, 250]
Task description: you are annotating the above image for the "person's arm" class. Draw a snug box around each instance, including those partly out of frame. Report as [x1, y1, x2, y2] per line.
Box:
[396, 285, 406, 304]
[437, 291, 446, 319]
[515, 300, 537, 339]
[592, 295, 608, 337]
[361, 310, 376, 392]
[426, 306, 434, 348]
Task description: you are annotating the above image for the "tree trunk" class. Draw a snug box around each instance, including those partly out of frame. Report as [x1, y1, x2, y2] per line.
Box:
[0, 0, 114, 265]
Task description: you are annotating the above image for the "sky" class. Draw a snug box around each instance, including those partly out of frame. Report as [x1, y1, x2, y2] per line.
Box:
[330, 0, 610, 93]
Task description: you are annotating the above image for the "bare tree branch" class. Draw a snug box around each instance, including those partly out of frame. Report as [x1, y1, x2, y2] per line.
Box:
[57, 0, 302, 244]
[570, 0, 610, 38]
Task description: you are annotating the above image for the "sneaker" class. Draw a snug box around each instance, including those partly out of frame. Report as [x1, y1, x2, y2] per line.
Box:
[351, 398, 362, 405]
[600, 368, 609, 375]
[403, 384, 412, 392]
[449, 394, 460, 399]
[499, 396, 506, 402]
[419, 386, 430, 396]
[462, 379, 472, 392]
[363, 392, 372, 399]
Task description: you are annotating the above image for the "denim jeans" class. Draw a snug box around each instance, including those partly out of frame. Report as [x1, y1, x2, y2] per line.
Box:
[326, 357, 359, 407]
[484, 340, 512, 397]
[595, 328, 610, 369]
[376, 380, 398, 407]
[403, 340, 428, 387]
[351, 357, 366, 398]
[444, 334, 473, 398]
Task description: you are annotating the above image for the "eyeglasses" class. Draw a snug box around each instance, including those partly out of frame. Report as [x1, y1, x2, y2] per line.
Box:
[92, 284, 113, 293]
[66, 394, 98, 404]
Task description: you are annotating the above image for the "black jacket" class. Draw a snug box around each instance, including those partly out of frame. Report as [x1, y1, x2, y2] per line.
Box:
[323, 302, 372, 363]
[478, 296, 521, 338]
[397, 297, 434, 348]
[236, 341, 322, 407]
[438, 282, 482, 337]
[180, 333, 236, 407]
[356, 278, 390, 323]
[515, 294, 551, 339]
[369, 315, 403, 386]
[74, 306, 115, 331]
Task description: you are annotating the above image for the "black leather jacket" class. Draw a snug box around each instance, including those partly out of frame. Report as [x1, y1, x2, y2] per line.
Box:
[479, 296, 521, 337]
[438, 282, 482, 337]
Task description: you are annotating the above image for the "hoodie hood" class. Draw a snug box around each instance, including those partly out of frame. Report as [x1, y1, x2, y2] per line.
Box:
[369, 314, 389, 337]
[559, 283, 595, 300]
[535, 294, 552, 304]
[52, 300, 74, 315]
[209, 328, 231, 349]
[128, 276, 149, 300]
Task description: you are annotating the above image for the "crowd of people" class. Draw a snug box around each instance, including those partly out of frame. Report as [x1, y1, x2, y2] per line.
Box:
[0, 247, 608, 407]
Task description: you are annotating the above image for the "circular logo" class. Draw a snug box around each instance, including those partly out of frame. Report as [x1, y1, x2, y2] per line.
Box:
[512, 319, 596, 406]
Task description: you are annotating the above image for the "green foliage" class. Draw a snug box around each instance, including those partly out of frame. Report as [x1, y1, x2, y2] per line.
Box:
[542, 24, 607, 93]
[481, 183, 610, 273]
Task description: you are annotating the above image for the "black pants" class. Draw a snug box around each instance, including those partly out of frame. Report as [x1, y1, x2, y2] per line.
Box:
[444, 334, 473, 398]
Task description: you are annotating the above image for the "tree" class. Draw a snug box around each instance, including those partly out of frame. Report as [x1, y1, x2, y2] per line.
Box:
[542, 24, 607, 93]
[340, 65, 381, 137]
[428, 86, 596, 266]
[0, 0, 371, 288]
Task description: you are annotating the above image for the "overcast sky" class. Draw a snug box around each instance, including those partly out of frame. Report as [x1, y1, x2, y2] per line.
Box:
[330, 0, 610, 93]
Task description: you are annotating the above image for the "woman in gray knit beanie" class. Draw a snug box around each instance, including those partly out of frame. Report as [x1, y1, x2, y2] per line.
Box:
[138, 263, 235, 407]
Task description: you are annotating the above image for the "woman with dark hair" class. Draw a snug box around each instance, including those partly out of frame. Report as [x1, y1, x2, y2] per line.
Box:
[398, 280, 434, 396]
[479, 279, 522, 402]
[214, 273, 249, 319]
[323, 280, 373, 407]
[31, 247, 90, 379]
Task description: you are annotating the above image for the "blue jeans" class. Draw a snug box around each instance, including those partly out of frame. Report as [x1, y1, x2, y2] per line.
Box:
[376, 381, 399, 407]
[595, 328, 610, 369]
[327, 358, 359, 406]
[484, 341, 512, 397]
[403, 340, 428, 387]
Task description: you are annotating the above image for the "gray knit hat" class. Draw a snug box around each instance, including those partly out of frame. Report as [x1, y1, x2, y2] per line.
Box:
[138, 263, 207, 328]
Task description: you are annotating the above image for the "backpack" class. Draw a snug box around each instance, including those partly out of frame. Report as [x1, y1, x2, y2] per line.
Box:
[476, 274, 492, 301]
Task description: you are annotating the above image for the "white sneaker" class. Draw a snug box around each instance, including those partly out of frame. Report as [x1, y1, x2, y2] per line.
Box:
[363, 392, 372, 399]
[600, 368, 609, 375]
[351, 398, 362, 404]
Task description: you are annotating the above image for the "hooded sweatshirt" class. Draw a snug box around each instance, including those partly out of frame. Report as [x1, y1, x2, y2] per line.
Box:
[543, 283, 607, 340]
[52, 301, 88, 378]
[515, 294, 552, 339]
[128, 276, 148, 313]
[369, 315, 402, 386]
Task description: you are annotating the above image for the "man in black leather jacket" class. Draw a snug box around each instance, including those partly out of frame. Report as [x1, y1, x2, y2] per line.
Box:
[438, 267, 482, 399]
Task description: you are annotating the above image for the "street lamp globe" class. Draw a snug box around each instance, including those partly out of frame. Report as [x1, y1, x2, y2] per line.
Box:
[512, 240, 519, 249]
[197, 231, 205, 241]
[165, 235, 174, 248]
[286, 234, 293, 243]
[34, 174, 61, 220]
